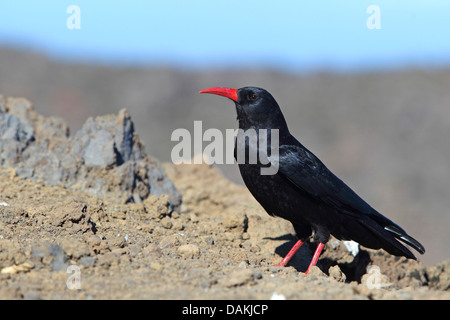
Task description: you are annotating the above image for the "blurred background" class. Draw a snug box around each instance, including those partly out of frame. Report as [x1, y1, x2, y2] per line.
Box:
[0, 1, 449, 266]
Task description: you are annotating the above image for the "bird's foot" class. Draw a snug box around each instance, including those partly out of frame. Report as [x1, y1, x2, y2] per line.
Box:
[305, 242, 324, 275]
[272, 262, 286, 267]
[273, 239, 305, 268]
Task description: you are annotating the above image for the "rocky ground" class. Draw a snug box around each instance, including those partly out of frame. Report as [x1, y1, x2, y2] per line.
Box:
[0, 96, 449, 299]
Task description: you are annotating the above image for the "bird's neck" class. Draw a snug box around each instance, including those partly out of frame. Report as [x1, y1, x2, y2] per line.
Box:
[238, 117, 290, 139]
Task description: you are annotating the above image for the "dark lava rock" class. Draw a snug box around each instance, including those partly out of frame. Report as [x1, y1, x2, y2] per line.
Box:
[0, 95, 181, 211]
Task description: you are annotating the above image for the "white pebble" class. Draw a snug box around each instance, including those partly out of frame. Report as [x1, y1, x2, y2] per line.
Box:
[270, 292, 286, 300]
[343, 240, 359, 256]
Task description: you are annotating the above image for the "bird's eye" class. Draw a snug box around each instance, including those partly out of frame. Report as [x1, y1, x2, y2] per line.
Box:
[247, 93, 258, 102]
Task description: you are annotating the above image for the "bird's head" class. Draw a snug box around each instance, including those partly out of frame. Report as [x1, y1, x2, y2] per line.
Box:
[199, 86, 288, 131]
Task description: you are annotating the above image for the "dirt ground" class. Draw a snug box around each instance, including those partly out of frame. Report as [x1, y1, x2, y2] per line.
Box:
[0, 162, 449, 300]
[0, 97, 449, 300]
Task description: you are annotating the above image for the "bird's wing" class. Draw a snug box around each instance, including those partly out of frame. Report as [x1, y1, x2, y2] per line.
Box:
[273, 144, 425, 255]
[275, 144, 375, 216]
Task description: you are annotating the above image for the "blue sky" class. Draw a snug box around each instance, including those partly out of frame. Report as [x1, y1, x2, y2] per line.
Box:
[0, 1, 449, 72]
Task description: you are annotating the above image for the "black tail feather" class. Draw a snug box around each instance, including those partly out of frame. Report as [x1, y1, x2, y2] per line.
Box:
[362, 210, 426, 258]
[358, 217, 421, 260]
[384, 225, 425, 255]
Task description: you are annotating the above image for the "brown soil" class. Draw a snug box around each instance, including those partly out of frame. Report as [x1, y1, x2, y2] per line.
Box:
[0, 163, 449, 300]
[0, 96, 449, 300]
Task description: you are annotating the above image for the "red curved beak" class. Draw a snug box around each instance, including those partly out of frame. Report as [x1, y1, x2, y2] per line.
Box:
[199, 87, 238, 102]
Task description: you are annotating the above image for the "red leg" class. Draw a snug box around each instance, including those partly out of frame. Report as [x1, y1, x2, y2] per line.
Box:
[305, 242, 325, 274]
[273, 239, 305, 267]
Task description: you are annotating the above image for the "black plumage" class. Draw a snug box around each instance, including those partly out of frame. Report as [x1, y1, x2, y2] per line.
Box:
[200, 86, 425, 273]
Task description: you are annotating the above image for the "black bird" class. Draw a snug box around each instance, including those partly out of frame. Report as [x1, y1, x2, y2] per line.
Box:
[199, 86, 425, 274]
